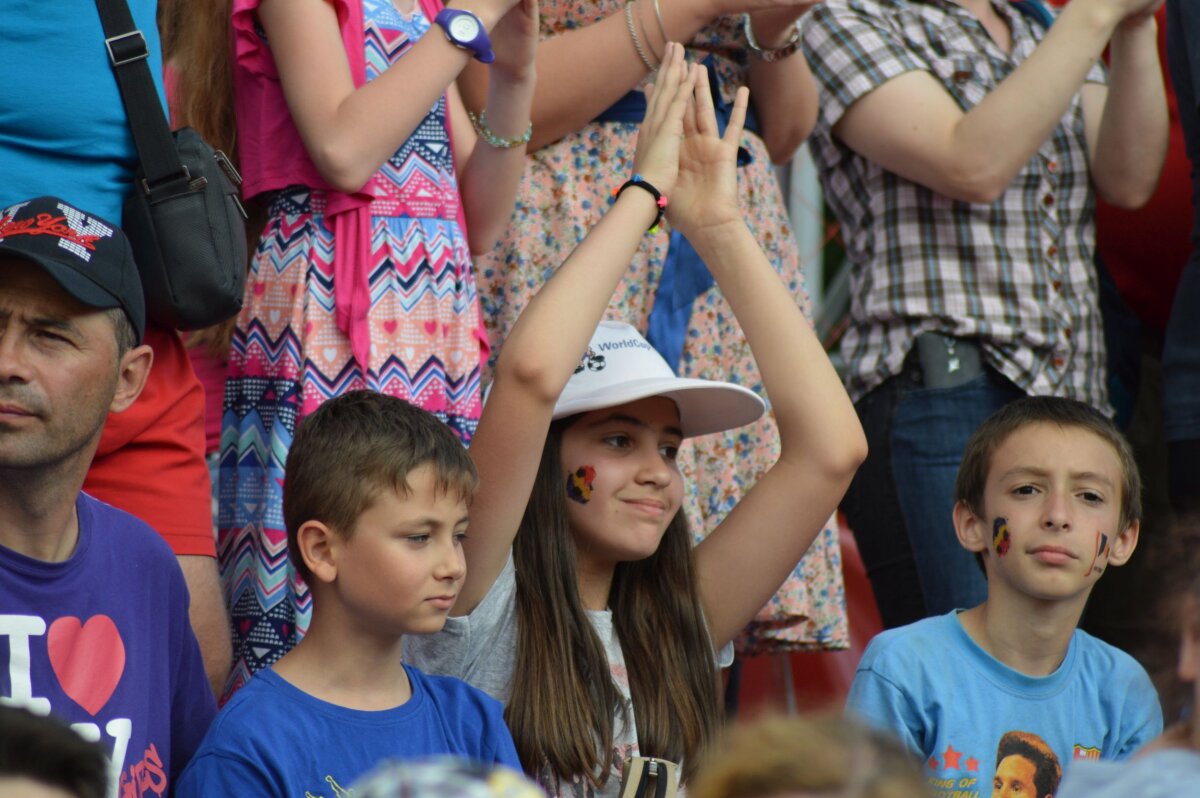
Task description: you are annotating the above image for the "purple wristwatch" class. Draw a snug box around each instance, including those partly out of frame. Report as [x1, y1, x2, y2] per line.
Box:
[433, 8, 495, 64]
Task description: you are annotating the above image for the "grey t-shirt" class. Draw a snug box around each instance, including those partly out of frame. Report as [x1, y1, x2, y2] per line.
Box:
[404, 557, 733, 798]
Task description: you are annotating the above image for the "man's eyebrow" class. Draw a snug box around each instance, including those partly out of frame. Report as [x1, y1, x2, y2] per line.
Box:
[30, 315, 80, 332]
[0, 308, 81, 333]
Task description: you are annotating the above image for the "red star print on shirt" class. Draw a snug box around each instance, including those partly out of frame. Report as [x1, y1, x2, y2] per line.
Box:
[941, 744, 963, 770]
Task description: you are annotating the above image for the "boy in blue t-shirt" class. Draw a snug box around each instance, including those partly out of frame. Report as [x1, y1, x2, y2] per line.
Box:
[847, 397, 1162, 798]
[177, 392, 520, 795]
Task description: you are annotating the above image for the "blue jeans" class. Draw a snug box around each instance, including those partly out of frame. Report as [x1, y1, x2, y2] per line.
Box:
[844, 361, 1023, 627]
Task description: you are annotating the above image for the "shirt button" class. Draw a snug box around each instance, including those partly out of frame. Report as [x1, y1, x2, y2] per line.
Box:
[1052, 280, 1063, 292]
[1053, 357, 1065, 368]
[1063, 327, 1072, 340]
[1047, 245, 1058, 258]
[953, 69, 972, 83]
[1047, 160, 1058, 174]
[1043, 194, 1055, 206]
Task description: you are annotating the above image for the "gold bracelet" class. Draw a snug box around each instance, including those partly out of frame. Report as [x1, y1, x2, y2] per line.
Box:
[639, 0, 664, 62]
[624, 1, 657, 72]
[652, 0, 670, 49]
[742, 13, 802, 63]
[467, 110, 532, 149]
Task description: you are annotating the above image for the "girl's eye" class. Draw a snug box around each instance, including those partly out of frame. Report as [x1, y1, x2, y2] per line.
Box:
[602, 434, 632, 449]
[659, 444, 680, 461]
[405, 534, 430, 544]
[454, 531, 469, 544]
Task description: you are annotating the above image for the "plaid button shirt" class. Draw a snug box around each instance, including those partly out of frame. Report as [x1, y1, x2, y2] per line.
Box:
[800, 0, 1110, 409]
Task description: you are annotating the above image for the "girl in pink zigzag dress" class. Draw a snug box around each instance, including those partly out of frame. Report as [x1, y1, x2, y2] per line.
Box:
[215, 0, 536, 697]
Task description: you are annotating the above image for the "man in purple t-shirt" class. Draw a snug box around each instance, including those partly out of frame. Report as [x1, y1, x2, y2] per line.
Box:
[0, 197, 216, 798]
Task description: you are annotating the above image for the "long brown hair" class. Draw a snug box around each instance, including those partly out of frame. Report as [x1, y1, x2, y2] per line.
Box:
[507, 419, 721, 787]
[159, 0, 260, 357]
[158, 0, 237, 157]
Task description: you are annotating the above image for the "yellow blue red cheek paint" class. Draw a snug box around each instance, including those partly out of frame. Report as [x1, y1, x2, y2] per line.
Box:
[566, 466, 596, 504]
[1087, 530, 1111, 575]
[992, 518, 1011, 557]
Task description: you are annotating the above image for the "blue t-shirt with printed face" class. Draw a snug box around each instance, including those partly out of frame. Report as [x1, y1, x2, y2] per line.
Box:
[175, 664, 521, 796]
[0, 493, 216, 798]
[846, 611, 1162, 798]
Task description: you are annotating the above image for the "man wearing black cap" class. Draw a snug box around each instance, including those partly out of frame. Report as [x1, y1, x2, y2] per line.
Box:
[0, 197, 215, 796]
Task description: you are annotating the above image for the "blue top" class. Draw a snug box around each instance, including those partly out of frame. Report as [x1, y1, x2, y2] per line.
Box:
[0, 493, 216, 797]
[847, 611, 1162, 796]
[1058, 748, 1200, 798]
[176, 664, 521, 796]
[0, 0, 167, 223]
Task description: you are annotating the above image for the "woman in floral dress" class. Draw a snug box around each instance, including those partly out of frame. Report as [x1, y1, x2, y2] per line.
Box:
[463, 0, 848, 652]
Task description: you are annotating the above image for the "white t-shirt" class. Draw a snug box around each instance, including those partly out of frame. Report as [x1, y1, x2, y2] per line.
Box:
[405, 557, 732, 797]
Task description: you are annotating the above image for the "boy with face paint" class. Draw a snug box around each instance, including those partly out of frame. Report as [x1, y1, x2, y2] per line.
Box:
[846, 397, 1161, 797]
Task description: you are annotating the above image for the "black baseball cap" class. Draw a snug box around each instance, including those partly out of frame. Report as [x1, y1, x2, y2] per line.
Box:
[0, 196, 145, 343]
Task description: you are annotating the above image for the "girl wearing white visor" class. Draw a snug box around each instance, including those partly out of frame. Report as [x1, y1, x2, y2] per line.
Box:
[407, 44, 867, 796]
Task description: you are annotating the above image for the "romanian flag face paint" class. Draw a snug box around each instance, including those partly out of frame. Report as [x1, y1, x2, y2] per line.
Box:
[993, 518, 1011, 557]
[566, 466, 597, 504]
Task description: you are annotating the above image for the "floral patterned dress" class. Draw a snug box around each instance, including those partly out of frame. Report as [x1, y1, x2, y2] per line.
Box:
[475, 5, 847, 653]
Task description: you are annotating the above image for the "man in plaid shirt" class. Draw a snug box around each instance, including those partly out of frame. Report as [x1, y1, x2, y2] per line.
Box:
[799, 0, 1167, 627]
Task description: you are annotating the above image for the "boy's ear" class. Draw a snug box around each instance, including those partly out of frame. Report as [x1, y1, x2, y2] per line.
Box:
[1103, 519, 1140, 568]
[296, 520, 340, 584]
[953, 500, 989, 555]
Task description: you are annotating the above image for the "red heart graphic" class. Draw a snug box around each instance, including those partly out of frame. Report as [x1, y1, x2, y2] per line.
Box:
[47, 616, 126, 716]
[384, 320, 398, 335]
[423, 320, 437, 335]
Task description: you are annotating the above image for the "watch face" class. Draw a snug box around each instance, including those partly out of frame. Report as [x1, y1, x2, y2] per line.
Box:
[448, 14, 481, 42]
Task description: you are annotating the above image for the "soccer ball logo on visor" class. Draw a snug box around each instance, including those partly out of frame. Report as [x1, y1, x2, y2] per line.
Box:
[574, 347, 607, 374]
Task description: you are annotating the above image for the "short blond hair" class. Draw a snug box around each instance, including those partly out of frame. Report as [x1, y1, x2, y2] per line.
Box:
[688, 714, 930, 798]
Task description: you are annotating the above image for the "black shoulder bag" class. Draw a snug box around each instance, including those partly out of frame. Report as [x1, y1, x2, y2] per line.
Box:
[96, 0, 248, 330]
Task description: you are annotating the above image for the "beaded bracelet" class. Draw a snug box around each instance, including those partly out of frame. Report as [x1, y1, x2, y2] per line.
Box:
[468, 110, 533, 149]
[742, 13, 802, 63]
[612, 173, 668, 233]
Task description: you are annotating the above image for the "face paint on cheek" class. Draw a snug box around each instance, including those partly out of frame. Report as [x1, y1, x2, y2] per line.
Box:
[992, 518, 1011, 557]
[1087, 530, 1111, 576]
[566, 466, 597, 505]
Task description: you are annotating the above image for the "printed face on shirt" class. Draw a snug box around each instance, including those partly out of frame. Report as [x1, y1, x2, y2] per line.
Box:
[959, 422, 1136, 603]
[0, 261, 124, 472]
[328, 464, 469, 636]
[992, 754, 1048, 798]
[559, 397, 685, 572]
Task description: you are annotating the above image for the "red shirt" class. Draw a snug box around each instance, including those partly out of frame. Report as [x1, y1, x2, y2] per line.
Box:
[84, 325, 215, 557]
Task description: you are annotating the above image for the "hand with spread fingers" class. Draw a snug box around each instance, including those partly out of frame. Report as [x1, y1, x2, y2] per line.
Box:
[667, 66, 749, 242]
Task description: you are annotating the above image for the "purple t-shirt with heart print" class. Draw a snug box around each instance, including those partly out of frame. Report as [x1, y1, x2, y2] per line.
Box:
[0, 492, 216, 798]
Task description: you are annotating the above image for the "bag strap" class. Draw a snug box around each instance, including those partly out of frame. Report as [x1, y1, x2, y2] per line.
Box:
[1010, 0, 1056, 30]
[93, 0, 188, 194]
[631, 760, 670, 798]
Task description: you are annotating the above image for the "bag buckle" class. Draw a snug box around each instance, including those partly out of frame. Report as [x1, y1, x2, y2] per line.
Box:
[105, 30, 149, 67]
[139, 165, 192, 197]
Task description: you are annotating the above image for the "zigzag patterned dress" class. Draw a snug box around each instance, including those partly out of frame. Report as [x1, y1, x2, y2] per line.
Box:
[218, 0, 483, 695]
